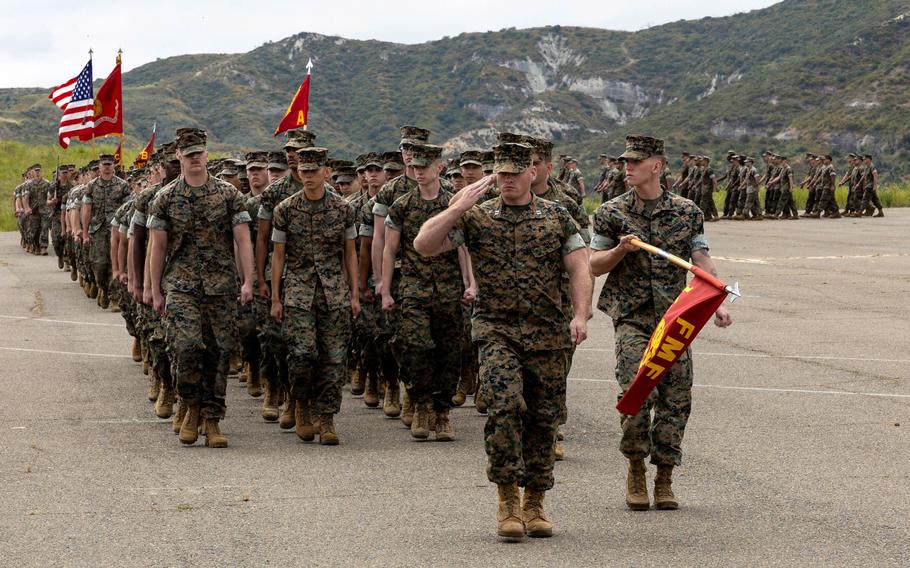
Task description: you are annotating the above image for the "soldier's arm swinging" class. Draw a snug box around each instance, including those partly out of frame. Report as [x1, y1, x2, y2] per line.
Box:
[380, 227, 401, 311]
[371, 215, 386, 296]
[129, 225, 147, 298]
[358, 235, 373, 302]
[269, 242, 286, 322]
[118, 233, 129, 284]
[81, 202, 92, 242]
[563, 247, 592, 345]
[148, 229, 168, 316]
[255, 219, 271, 298]
[110, 230, 121, 283]
[232, 223, 254, 305]
[344, 239, 361, 318]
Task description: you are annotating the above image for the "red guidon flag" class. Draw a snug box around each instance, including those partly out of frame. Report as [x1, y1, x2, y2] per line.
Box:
[616, 265, 730, 416]
[93, 53, 123, 138]
[274, 58, 313, 136]
[134, 123, 156, 167]
[114, 136, 123, 165]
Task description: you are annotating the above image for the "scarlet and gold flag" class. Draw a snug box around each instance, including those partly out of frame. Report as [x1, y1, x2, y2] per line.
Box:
[274, 59, 313, 136]
[616, 266, 729, 416]
[114, 136, 123, 166]
[93, 52, 123, 139]
[134, 123, 156, 167]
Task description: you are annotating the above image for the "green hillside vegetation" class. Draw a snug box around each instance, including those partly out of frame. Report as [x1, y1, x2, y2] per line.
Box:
[1, 0, 908, 183]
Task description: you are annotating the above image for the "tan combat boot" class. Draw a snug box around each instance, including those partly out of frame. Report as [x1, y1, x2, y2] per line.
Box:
[261, 382, 279, 422]
[475, 392, 488, 414]
[496, 482, 525, 539]
[626, 458, 651, 511]
[554, 440, 565, 461]
[318, 414, 339, 445]
[350, 368, 365, 396]
[295, 401, 315, 441]
[155, 383, 175, 419]
[654, 464, 679, 510]
[110, 299, 120, 313]
[522, 489, 553, 538]
[131, 338, 142, 362]
[147, 370, 160, 402]
[382, 380, 401, 418]
[279, 398, 297, 430]
[99, 288, 109, 309]
[434, 410, 455, 441]
[363, 371, 379, 408]
[410, 402, 430, 439]
[246, 368, 263, 398]
[178, 404, 201, 445]
[401, 390, 415, 427]
[172, 399, 187, 434]
[203, 418, 229, 448]
[70, 265, 78, 281]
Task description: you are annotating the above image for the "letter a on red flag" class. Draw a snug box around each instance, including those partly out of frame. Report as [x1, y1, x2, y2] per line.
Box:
[274, 59, 312, 136]
[616, 267, 729, 416]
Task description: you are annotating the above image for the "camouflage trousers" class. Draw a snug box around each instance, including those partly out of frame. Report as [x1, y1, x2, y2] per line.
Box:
[352, 294, 381, 378]
[77, 241, 94, 284]
[284, 288, 351, 416]
[88, 229, 112, 297]
[164, 291, 237, 419]
[258, 291, 289, 395]
[237, 294, 262, 379]
[27, 209, 50, 248]
[141, 302, 173, 389]
[805, 188, 818, 214]
[374, 270, 403, 387]
[460, 304, 479, 394]
[739, 190, 761, 218]
[765, 186, 780, 214]
[859, 187, 883, 212]
[479, 338, 568, 491]
[50, 213, 64, 259]
[110, 279, 137, 337]
[614, 318, 693, 466]
[722, 188, 736, 216]
[776, 187, 798, 216]
[392, 297, 462, 412]
[816, 189, 839, 215]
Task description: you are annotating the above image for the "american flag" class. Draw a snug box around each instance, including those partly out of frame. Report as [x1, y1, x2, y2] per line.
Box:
[55, 60, 94, 149]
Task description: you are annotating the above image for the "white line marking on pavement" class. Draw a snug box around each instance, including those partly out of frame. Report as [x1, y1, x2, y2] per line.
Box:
[576, 348, 910, 364]
[0, 346, 131, 359]
[0, 314, 123, 328]
[567, 377, 910, 399]
[714, 252, 910, 264]
[713, 256, 770, 264]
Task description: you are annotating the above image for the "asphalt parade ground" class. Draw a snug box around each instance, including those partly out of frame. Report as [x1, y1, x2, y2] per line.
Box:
[1, 211, 908, 567]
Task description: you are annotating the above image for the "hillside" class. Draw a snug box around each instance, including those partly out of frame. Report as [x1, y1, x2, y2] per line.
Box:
[1, 0, 908, 180]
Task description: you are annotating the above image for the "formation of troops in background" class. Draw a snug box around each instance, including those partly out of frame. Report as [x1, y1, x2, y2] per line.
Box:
[16, 124, 891, 540]
[592, 150, 886, 219]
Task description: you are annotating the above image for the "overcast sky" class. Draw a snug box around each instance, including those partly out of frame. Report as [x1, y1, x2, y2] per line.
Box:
[1, 0, 779, 88]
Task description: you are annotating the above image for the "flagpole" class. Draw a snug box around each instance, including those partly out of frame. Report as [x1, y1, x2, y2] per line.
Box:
[630, 238, 741, 300]
[88, 48, 96, 159]
[117, 49, 123, 167]
[302, 58, 313, 132]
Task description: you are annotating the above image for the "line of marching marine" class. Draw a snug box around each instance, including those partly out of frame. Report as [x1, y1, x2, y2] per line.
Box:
[15, 126, 734, 541]
[590, 150, 886, 220]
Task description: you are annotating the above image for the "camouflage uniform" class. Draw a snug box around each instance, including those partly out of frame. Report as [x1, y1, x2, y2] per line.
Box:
[111, 198, 138, 336]
[697, 164, 717, 219]
[764, 162, 780, 216]
[386, 187, 463, 413]
[815, 163, 840, 216]
[25, 178, 52, 250]
[775, 162, 797, 217]
[83, 174, 129, 300]
[256, 174, 304, 398]
[591, 188, 709, 466]
[448, 194, 585, 491]
[738, 163, 762, 218]
[132, 181, 174, 392]
[858, 161, 883, 213]
[271, 189, 356, 416]
[147, 176, 251, 420]
[48, 178, 71, 260]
